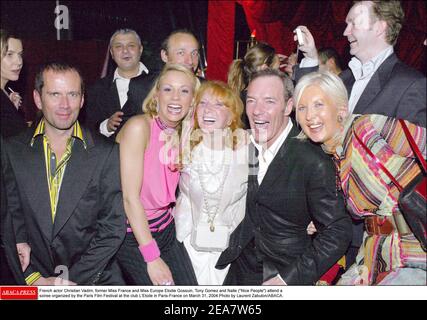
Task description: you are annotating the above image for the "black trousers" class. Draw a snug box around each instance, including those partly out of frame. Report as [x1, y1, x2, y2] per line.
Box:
[223, 239, 263, 285]
[116, 220, 197, 285]
[0, 244, 16, 285]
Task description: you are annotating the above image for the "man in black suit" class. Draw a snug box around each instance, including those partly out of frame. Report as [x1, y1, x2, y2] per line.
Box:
[3, 62, 126, 285]
[217, 69, 352, 285]
[295, 1, 426, 127]
[85, 28, 150, 138]
[294, 0, 426, 267]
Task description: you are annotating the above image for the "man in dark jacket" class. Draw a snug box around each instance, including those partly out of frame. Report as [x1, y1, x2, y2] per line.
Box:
[217, 69, 352, 285]
[3, 62, 126, 285]
[85, 29, 150, 138]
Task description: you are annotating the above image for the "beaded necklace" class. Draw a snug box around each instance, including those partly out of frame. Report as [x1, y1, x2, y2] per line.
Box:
[196, 144, 232, 232]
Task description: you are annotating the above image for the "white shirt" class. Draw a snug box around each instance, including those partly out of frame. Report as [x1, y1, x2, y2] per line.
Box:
[347, 46, 393, 114]
[99, 62, 149, 137]
[174, 143, 248, 285]
[300, 46, 394, 115]
[251, 120, 293, 185]
[175, 143, 248, 242]
[250, 120, 293, 285]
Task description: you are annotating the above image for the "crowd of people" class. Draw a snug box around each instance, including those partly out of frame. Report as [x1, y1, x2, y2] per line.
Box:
[1, 0, 426, 286]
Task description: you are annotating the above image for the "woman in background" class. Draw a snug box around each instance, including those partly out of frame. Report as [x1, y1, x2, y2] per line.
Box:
[227, 42, 283, 128]
[0, 29, 26, 138]
[0, 29, 28, 286]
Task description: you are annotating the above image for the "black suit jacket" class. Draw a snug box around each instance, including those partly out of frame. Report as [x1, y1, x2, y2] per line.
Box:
[2, 125, 126, 285]
[217, 125, 352, 285]
[84, 71, 153, 137]
[295, 53, 426, 127]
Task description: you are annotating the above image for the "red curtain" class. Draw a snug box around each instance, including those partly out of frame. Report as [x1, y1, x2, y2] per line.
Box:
[206, 1, 236, 81]
[206, 0, 427, 81]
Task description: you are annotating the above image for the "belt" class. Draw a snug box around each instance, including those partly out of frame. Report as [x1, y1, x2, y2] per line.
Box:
[365, 216, 394, 236]
[364, 212, 412, 237]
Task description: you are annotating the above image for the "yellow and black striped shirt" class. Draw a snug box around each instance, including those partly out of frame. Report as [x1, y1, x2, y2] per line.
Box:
[26, 119, 86, 285]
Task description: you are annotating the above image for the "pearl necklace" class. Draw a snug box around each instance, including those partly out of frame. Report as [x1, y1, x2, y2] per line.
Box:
[196, 145, 232, 232]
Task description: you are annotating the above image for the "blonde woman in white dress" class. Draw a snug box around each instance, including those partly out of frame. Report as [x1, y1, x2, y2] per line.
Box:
[174, 81, 248, 285]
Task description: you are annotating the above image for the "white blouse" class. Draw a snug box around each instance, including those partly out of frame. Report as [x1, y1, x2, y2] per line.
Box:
[174, 142, 248, 242]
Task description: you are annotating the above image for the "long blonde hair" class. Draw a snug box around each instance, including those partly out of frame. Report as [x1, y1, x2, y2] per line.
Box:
[227, 42, 276, 94]
[143, 63, 200, 118]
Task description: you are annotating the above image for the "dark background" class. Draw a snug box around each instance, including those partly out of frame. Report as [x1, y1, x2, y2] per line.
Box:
[1, 1, 426, 122]
[1, 0, 214, 120]
[1, 0, 210, 73]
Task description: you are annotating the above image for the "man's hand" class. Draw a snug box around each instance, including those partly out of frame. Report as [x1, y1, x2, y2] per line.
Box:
[16, 242, 31, 272]
[263, 275, 287, 286]
[147, 257, 175, 286]
[107, 111, 124, 132]
[33, 277, 77, 286]
[294, 26, 318, 60]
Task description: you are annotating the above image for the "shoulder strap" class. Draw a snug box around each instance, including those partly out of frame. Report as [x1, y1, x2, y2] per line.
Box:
[399, 119, 427, 173]
[353, 128, 403, 192]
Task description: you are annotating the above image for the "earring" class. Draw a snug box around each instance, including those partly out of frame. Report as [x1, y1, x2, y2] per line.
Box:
[156, 102, 160, 113]
[337, 115, 343, 123]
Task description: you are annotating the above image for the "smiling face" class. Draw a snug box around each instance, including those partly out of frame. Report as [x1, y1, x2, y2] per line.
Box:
[295, 85, 343, 149]
[110, 32, 142, 76]
[343, 2, 386, 63]
[33, 69, 84, 136]
[246, 75, 292, 148]
[161, 33, 199, 72]
[156, 70, 194, 127]
[196, 90, 232, 134]
[1, 37, 23, 88]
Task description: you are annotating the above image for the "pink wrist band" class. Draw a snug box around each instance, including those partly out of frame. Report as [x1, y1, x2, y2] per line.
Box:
[139, 239, 160, 263]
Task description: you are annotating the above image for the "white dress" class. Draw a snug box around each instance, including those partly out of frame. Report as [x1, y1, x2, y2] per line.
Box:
[174, 142, 248, 285]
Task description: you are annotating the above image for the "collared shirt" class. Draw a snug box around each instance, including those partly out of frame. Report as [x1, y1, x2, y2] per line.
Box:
[249, 120, 293, 285]
[300, 46, 394, 115]
[26, 119, 86, 285]
[31, 119, 86, 221]
[100, 61, 149, 137]
[347, 46, 393, 114]
[250, 120, 293, 185]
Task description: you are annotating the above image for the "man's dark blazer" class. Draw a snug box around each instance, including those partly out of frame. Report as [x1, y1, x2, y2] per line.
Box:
[295, 53, 426, 127]
[217, 124, 352, 285]
[2, 125, 126, 285]
[84, 71, 154, 137]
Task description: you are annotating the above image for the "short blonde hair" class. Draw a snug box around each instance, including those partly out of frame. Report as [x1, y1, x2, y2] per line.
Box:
[143, 63, 200, 117]
[294, 71, 349, 139]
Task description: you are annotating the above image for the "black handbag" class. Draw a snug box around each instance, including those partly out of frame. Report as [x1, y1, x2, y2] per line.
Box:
[354, 119, 426, 251]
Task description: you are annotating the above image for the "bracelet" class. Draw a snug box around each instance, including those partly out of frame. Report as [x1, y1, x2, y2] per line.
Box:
[138, 239, 160, 263]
